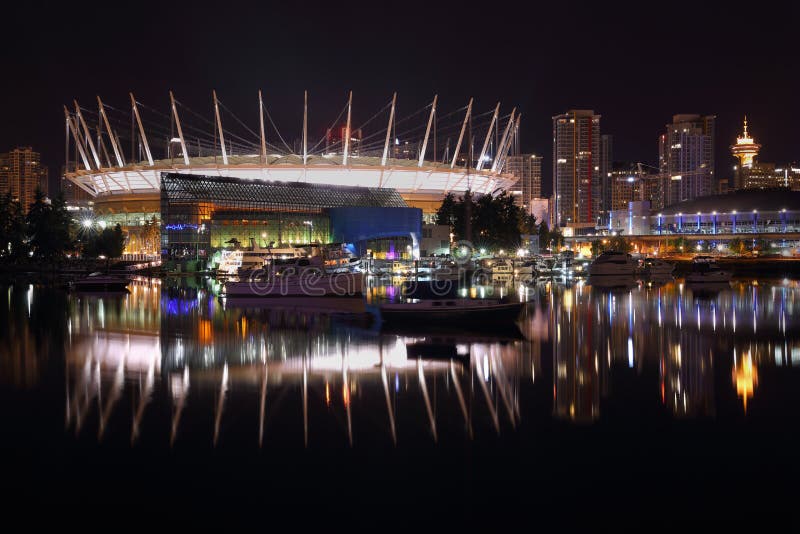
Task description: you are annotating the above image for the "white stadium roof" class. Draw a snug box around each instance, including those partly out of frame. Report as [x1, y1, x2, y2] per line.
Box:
[64, 91, 520, 198]
[65, 154, 516, 197]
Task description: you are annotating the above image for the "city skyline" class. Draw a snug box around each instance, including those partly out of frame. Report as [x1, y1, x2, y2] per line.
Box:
[1, 2, 798, 196]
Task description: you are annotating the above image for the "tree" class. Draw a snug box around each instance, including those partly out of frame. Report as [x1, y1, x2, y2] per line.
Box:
[26, 188, 73, 260]
[668, 236, 688, 253]
[140, 216, 160, 254]
[435, 192, 458, 227]
[607, 235, 631, 253]
[590, 239, 604, 257]
[436, 189, 531, 250]
[83, 224, 126, 259]
[0, 192, 27, 259]
[538, 222, 550, 250]
[519, 212, 538, 235]
[727, 237, 746, 255]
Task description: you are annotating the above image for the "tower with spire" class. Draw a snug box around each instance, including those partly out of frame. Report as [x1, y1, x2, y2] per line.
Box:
[731, 116, 761, 169]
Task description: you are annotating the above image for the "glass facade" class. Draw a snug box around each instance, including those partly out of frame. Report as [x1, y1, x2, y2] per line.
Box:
[161, 173, 417, 259]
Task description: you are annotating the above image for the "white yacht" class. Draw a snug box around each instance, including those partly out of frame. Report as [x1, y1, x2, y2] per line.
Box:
[216, 240, 303, 277]
[588, 251, 637, 276]
[685, 256, 732, 283]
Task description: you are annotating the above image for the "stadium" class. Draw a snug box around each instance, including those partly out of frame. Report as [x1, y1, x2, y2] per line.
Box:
[62, 91, 519, 260]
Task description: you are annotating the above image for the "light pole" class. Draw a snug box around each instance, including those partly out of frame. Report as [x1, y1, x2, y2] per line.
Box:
[303, 220, 313, 243]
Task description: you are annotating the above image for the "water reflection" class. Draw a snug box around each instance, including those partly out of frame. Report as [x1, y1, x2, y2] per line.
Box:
[4, 276, 797, 448]
[61, 278, 530, 447]
[0, 282, 68, 388]
[549, 278, 798, 421]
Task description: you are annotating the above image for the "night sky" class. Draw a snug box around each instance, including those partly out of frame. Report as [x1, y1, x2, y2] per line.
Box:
[2, 1, 798, 196]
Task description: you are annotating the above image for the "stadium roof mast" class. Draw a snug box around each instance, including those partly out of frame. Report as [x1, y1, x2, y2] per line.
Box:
[491, 108, 516, 173]
[303, 90, 308, 165]
[450, 98, 473, 169]
[73, 100, 102, 169]
[343, 91, 353, 165]
[97, 96, 125, 167]
[212, 90, 228, 165]
[130, 93, 154, 166]
[258, 90, 267, 164]
[169, 91, 190, 166]
[418, 95, 438, 168]
[476, 103, 500, 171]
[381, 92, 397, 167]
[63, 107, 91, 171]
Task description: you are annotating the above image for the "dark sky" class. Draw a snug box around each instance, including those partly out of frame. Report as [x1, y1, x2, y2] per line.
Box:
[2, 1, 798, 196]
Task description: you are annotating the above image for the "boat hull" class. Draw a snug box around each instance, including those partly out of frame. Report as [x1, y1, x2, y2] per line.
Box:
[222, 295, 366, 314]
[223, 273, 364, 298]
[72, 282, 130, 292]
[587, 263, 636, 276]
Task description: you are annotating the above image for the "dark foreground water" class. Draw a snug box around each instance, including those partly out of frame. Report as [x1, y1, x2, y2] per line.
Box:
[1, 276, 799, 527]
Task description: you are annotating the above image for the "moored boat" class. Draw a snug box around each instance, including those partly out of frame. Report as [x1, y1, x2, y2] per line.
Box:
[71, 272, 130, 292]
[222, 271, 364, 298]
[588, 251, 637, 276]
[684, 256, 732, 283]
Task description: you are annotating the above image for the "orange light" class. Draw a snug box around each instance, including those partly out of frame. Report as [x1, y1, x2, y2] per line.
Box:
[198, 319, 212, 343]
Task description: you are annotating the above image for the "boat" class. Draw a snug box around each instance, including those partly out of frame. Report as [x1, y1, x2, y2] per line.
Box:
[216, 239, 303, 277]
[489, 259, 514, 284]
[380, 298, 524, 325]
[71, 272, 130, 292]
[684, 256, 732, 283]
[222, 271, 364, 298]
[641, 258, 675, 277]
[320, 243, 362, 274]
[587, 251, 637, 276]
[514, 260, 537, 283]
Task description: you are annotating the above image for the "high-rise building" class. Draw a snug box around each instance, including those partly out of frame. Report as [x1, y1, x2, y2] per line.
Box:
[504, 154, 542, 213]
[0, 147, 49, 212]
[609, 162, 643, 211]
[552, 110, 601, 227]
[659, 114, 715, 207]
[600, 134, 613, 217]
[607, 161, 666, 212]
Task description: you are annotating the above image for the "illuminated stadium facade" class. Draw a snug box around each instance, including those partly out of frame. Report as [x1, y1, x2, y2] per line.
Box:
[62, 91, 519, 256]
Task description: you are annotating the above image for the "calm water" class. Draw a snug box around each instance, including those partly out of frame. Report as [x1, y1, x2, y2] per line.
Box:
[2, 276, 800, 526]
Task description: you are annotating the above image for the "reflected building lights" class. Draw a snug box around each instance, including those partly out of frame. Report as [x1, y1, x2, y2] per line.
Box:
[26, 276, 796, 445]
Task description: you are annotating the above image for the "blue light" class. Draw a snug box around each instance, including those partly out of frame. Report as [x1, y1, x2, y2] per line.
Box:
[165, 223, 198, 231]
